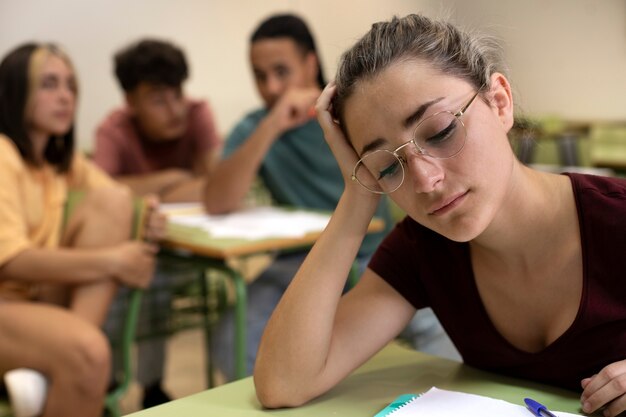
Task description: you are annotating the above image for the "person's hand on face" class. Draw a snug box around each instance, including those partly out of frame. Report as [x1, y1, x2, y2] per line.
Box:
[266, 86, 320, 134]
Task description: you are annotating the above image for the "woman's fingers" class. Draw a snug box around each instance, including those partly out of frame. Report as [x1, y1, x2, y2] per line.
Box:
[581, 362, 626, 415]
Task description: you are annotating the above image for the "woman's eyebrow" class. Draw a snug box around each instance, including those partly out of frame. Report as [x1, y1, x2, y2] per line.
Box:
[403, 97, 444, 128]
[360, 137, 387, 156]
[358, 97, 445, 156]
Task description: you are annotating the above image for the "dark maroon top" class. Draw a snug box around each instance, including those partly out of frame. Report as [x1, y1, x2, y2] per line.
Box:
[369, 173, 626, 392]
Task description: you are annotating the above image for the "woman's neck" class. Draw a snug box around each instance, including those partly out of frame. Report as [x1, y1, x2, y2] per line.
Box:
[470, 164, 575, 272]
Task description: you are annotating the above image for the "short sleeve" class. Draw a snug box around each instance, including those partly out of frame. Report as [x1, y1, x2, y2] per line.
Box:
[368, 217, 429, 309]
[189, 101, 221, 154]
[93, 116, 123, 175]
[0, 139, 33, 266]
[68, 152, 118, 191]
[222, 111, 266, 158]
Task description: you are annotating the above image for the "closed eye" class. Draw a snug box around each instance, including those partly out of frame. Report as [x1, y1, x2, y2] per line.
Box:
[426, 120, 457, 145]
[378, 159, 402, 180]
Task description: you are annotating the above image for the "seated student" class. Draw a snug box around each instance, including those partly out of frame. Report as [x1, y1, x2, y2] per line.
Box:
[94, 38, 221, 202]
[254, 13, 626, 417]
[203, 13, 397, 381]
[0, 43, 164, 417]
[93, 38, 221, 407]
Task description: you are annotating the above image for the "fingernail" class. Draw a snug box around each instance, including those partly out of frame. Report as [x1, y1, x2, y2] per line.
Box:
[582, 402, 591, 413]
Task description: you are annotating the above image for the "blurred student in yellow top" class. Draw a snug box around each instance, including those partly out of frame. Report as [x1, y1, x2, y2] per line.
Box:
[0, 43, 165, 417]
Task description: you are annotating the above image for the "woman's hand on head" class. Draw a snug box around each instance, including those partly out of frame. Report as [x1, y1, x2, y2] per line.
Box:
[316, 81, 379, 201]
[581, 359, 626, 417]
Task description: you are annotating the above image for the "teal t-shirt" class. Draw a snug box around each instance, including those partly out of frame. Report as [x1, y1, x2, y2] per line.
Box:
[224, 109, 392, 257]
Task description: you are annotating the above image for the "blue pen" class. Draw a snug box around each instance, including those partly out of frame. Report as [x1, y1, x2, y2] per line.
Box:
[524, 398, 558, 417]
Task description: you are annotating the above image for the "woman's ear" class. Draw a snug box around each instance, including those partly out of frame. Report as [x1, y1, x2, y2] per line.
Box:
[489, 72, 514, 132]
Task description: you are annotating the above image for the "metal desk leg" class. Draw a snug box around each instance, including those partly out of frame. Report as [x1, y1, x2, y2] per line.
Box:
[228, 268, 247, 380]
[199, 268, 215, 387]
[557, 132, 580, 166]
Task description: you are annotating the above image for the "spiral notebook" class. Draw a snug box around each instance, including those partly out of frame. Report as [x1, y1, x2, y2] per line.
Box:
[375, 387, 583, 417]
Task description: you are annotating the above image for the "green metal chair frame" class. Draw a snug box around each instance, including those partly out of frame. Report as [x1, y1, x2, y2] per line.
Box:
[104, 289, 142, 417]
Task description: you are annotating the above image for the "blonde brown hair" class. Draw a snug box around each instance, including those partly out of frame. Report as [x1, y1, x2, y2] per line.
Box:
[334, 14, 507, 128]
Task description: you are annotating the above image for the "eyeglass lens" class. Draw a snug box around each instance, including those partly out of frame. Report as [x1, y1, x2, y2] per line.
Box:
[354, 112, 466, 194]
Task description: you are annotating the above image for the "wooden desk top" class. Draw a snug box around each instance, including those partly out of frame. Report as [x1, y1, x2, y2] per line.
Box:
[160, 206, 385, 259]
[127, 343, 582, 417]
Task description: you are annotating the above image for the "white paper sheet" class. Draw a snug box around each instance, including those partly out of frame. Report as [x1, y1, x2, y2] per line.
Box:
[389, 387, 583, 417]
[164, 205, 331, 240]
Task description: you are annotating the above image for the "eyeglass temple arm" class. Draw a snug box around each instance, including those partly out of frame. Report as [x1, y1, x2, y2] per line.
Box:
[455, 84, 486, 117]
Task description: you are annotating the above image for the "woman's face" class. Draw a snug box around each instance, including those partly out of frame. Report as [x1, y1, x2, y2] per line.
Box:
[342, 60, 516, 242]
[26, 54, 77, 138]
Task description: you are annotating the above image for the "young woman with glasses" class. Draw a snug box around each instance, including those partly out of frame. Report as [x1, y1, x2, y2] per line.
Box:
[255, 14, 626, 417]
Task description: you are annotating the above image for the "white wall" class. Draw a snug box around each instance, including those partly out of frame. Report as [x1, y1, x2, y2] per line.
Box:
[447, 0, 626, 121]
[1, 0, 625, 151]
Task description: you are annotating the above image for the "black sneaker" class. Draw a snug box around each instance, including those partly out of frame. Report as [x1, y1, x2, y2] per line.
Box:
[141, 383, 172, 409]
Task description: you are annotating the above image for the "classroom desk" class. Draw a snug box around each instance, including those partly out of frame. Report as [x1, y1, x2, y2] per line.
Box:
[127, 342, 584, 417]
[158, 205, 385, 381]
[591, 146, 626, 171]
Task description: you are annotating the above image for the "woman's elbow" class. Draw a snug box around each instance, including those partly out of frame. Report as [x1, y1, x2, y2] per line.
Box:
[254, 373, 313, 409]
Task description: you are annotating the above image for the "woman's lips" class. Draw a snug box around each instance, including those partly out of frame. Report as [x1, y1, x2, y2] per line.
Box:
[428, 191, 469, 215]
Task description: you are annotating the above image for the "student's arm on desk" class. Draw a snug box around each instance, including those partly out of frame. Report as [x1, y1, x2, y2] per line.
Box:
[115, 169, 194, 198]
[160, 144, 223, 203]
[204, 88, 319, 214]
[118, 148, 221, 202]
[254, 192, 415, 408]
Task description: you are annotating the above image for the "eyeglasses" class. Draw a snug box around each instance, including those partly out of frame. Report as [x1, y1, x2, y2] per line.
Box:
[351, 89, 481, 194]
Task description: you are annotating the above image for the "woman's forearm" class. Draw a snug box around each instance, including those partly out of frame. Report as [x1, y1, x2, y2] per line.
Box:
[254, 191, 379, 407]
[0, 247, 112, 285]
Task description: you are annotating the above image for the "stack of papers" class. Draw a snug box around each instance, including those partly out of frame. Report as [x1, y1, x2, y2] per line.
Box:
[385, 388, 583, 417]
[164, 205, 331, 240]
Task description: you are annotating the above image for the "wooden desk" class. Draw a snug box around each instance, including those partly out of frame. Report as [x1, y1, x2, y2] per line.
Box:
[158, 206, 385, 381]
[127, 343, 583, 417]
[161, 212, 385, 258]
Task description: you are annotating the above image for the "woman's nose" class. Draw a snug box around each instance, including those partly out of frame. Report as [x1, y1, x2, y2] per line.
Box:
[404, 153, 444, 193]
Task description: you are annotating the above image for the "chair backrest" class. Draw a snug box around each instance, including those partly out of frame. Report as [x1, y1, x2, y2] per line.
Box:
[589, 124, 626, 170]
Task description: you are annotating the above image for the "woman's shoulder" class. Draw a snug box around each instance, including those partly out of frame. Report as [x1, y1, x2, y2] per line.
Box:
[566, 172, 626, 196]
[566, 173, 626, 231]
[566, 173, 626, 205]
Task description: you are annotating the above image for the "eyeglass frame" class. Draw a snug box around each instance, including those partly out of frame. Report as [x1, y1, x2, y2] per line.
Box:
[350, 88, 483, 194]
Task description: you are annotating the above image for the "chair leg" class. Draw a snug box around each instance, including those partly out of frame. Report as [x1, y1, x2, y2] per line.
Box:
[230, 270, 247, 380]
[199, 269, 215, 388]
[105, 289, 143, 416]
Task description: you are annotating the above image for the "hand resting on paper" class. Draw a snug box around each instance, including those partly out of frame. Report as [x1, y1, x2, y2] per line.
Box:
[581, 359, 626, 417]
